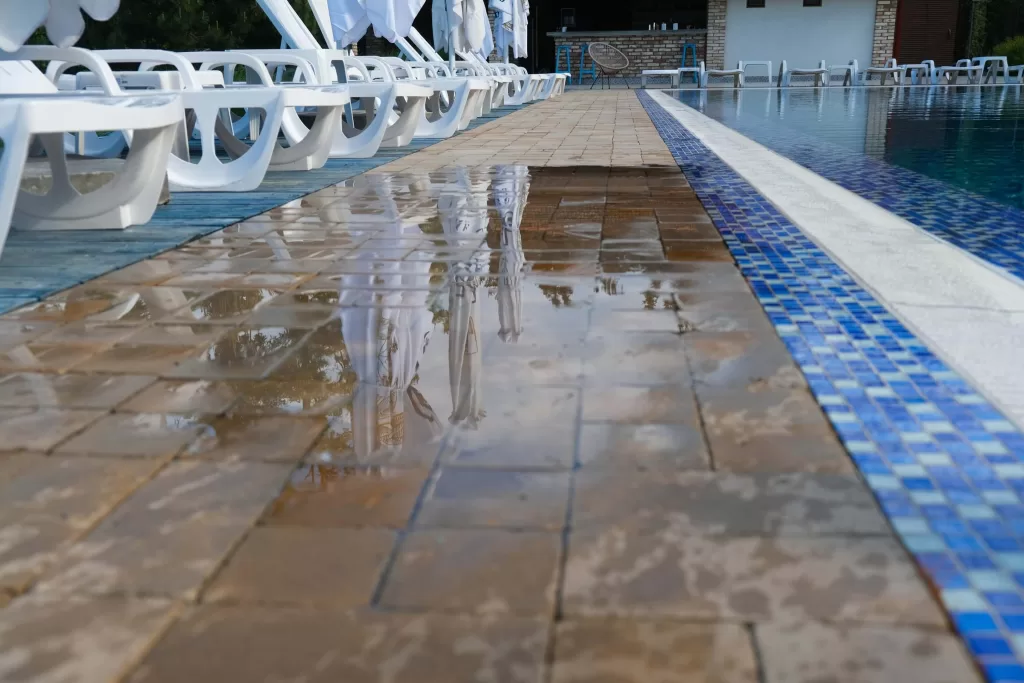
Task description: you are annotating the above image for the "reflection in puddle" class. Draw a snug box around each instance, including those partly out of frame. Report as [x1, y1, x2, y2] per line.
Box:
[8, 167, 718, 471]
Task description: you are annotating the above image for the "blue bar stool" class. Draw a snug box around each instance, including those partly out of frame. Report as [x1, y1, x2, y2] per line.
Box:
[681, 42, 699, 83]
[555, 45, 573, 81]
[578, 43, 598, 85]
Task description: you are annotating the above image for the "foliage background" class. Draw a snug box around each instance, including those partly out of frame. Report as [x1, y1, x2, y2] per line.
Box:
[39, 0, 320, 50]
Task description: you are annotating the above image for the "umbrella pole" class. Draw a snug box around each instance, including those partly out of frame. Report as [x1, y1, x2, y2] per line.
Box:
[447, 0, 455, 72]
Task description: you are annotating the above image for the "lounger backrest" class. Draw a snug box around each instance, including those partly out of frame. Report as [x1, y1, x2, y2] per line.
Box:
[256, 0, 323, 50]
[306, 0, 337, 47]
[0, 60, 59, 94]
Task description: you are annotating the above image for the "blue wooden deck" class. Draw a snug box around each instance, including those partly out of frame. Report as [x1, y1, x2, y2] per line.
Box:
[0, 104, 528, 314]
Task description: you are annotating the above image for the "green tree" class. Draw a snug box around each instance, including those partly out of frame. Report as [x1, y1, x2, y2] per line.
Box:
[69, 0, 320, 51]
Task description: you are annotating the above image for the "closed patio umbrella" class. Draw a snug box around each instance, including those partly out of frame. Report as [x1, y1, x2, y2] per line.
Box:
[432, 0, 487, 65]
[515, 0, 529, 58]
[325, 0, 427, 47]
[490, 0, 526, 60]
[0, 0, 119, 51]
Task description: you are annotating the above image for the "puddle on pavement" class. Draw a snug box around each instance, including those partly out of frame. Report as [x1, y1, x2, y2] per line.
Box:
[0, 166, 769, 472]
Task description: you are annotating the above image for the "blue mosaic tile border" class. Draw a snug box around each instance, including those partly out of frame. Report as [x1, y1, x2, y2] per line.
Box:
[639, 89, 1024, 683]
[672, 89, 1024, 288]
[0, 104, 528, 313]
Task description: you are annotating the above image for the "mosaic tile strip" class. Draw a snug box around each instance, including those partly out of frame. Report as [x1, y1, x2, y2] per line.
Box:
[673, 88, 1024, 287]
[0, 105, 528, 314]
[640, 89, 1024, 683]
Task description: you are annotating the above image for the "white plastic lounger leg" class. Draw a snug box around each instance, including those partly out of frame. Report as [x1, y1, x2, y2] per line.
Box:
[332, 85, 395, 159]
[417, 83, 470, 138]
[461, 89, 484, 129]
[167, 89, 285, 192]
[266, 105, 342, 171]
[15, 125, 176, 231]
[0, 111, 29, 250]
[382, 96, 426, 148]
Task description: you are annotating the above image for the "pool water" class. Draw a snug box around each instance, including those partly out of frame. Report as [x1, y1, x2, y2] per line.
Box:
[677, 87, 1024, 210]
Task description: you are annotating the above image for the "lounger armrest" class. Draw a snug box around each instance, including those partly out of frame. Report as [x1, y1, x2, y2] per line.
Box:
[177, 51, 276, 86]
[90, 49, 204, 90]
[378, 57, 417, 81]
[358, 57, 398, 83]
[229, 51, 320, 85]
[11, 45, 124, 95]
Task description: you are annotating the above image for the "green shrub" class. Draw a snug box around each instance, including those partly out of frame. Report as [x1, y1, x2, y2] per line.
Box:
[39, 0, 322, 51]
[992, 36, 1024, 65]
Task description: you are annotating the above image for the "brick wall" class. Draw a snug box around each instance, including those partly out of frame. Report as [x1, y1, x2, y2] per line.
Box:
[551, 31, 707, 78]
[705, 0, 727, 70]
[871, 0, 898, 66]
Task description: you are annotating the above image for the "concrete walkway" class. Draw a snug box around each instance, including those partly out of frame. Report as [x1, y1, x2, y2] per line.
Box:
[0, 92, 978, 682]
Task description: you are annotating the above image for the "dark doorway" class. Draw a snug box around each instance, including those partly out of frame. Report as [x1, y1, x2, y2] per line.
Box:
[895, 0, 961, 65]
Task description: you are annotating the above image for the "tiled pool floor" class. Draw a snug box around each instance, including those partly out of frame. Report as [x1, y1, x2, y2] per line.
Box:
[0, 102, 977, 680]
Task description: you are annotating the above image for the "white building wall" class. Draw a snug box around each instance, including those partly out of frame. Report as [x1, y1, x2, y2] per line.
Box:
[723, 0, 875, 78]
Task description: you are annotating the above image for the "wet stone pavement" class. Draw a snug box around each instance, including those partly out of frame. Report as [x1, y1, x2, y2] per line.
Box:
[0, 94, 984, 683]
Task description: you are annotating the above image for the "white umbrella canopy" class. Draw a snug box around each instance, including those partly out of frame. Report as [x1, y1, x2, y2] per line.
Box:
[431, 0, 460, 53]
[490, 0, 512, 60]
[325, 0, 427, 47]
[432, 0, 487, 55]
[479, 8, 494, 60]
[514, 0, 528, 58]
[0, 0, 119, 52]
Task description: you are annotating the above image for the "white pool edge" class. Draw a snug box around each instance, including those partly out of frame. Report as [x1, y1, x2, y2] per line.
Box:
[649, 89, 1024, 428]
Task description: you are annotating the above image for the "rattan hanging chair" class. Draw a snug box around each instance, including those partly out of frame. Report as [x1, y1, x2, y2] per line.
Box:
[587, 42, 631, 89]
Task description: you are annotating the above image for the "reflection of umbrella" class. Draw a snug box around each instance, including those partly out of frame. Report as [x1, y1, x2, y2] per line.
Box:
[493, 165, 529, 342]
[340, 176, 442, 458]
[0, 0, 119, 52]
[324, 0, 427, 47]
[440, 168, 490, 426]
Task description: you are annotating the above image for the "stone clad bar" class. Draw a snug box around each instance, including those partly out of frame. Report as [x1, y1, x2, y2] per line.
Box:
[547, 30, 708, 78]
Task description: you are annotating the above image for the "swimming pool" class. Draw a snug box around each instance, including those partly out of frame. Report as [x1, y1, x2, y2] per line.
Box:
[676, 87, 1024, 282]
[678, 87, 1024, 209]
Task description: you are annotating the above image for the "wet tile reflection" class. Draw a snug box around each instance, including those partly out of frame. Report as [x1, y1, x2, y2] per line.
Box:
[0, 162, 905, 676]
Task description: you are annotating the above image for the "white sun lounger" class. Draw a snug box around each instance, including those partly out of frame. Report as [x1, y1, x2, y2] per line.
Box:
[0, 46, 182, 236]
[779, 60, 828, 87]
[372, 56, 487, 136]
[255, 0, 454, 143]
[641, 70, 681, 89]
[827, 60, 859, 86]
[36, 47, 288, 192]
[63, 50, 352, 174]
[863, 58, 901, 85]
[934, 59, 983, 85]
[699, 61, 745, 88]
